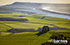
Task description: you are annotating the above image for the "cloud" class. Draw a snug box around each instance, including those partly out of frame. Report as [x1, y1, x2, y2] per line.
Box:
[0, 0, 16, 5]
[16, 0, 70, 3]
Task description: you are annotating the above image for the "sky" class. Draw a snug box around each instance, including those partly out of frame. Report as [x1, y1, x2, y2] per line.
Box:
[0, 0, 70, 5]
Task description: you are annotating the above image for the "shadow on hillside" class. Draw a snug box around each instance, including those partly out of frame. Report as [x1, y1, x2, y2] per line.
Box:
[7, 28, 36, 33]
[0, 18, 28, 22]
[7, 26, 70, 33]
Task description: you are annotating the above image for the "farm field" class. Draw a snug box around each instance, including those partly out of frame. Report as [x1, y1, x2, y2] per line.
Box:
[0, 31, 70, 45]
[0, 13, 70, 45]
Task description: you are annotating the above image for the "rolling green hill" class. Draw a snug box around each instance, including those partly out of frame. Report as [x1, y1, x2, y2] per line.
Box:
[0, 31, 70, 45]
[0, 13, 70, 45]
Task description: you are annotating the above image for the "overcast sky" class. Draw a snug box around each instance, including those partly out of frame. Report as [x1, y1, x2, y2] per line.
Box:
[0, 0, 70, 5]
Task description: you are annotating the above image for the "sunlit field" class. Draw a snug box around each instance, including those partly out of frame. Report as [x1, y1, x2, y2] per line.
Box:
[0, 13, 70, 45]
[0, 31, 70, 45]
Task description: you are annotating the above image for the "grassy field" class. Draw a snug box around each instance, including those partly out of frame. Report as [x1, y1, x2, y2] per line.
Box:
[0, 32, 51, 45]
[0, 13, 70, 45]
[0, 24, 11, 31]
[0, 31, 70, 45]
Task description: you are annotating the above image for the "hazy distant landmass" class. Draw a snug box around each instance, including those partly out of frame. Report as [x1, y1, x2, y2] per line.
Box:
[4, 2, 42, 9]
[0, 2, 70, 14]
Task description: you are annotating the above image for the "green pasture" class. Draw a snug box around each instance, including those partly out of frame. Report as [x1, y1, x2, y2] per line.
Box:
[0, 32, 51, 45]
[6, 22, 53, 30]
[0, 30, 70, 45]
[0, 24, 11, 31]
[0, 13, 70, 45]
[0, 13, 70, 31]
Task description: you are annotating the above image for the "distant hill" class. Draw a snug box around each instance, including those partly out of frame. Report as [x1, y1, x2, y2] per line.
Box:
[0, 6, 16, 14]
[0, 6, 16, 11]
[0, 2, 43, 14]
[0, 2, 70, 14]
[3, 2, 42, 9]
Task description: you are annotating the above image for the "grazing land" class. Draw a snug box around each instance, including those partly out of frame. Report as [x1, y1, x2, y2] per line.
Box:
[0, 13, 70, 45]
